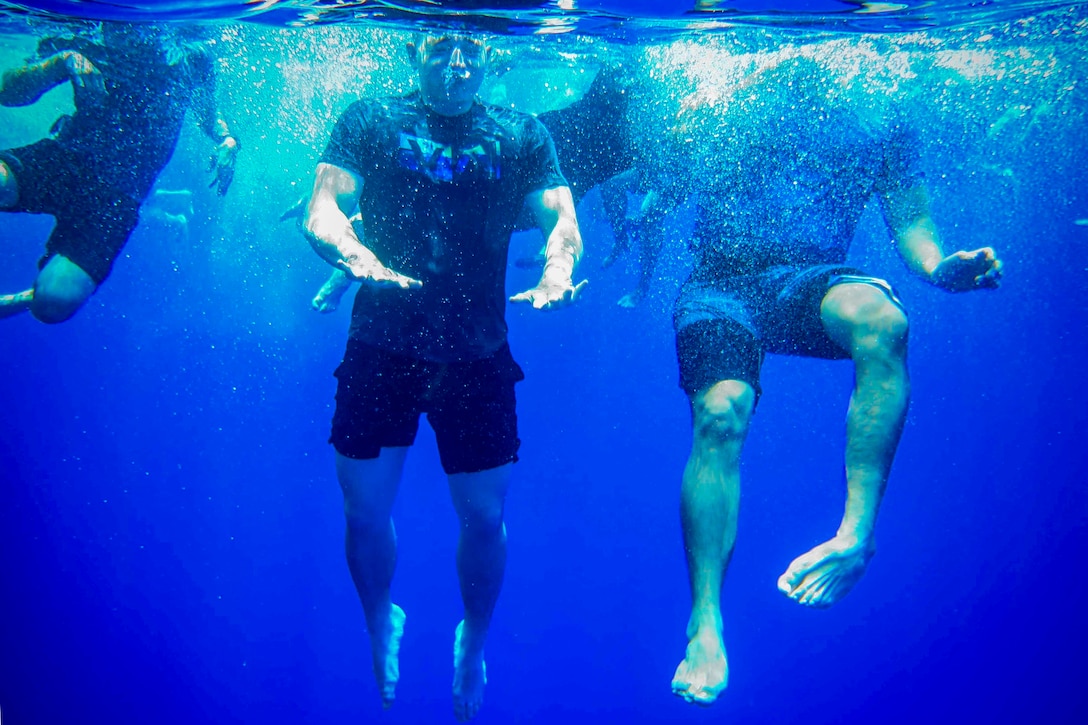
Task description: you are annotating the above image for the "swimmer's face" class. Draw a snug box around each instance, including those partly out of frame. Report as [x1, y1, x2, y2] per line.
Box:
[412, 34, 489, 115]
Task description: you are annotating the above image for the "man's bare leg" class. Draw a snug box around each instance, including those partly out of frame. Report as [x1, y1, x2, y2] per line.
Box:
[778, 283, 909, 608]
[0, 289, 33, 319]
[448, 463, 512, 722]
[312, 269, 352, 313]
[672, 380, 754, 705]
[2, 154, 97, 323]
[337, 449, 410, 709]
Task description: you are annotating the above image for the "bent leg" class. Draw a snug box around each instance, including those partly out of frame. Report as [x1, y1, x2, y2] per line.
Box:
[448, 462, 512, 722]
[337, 448, 409, 709]
[778, 282, 909, 608]
[31, 254, 97, 324]
[673, 380, 754, 705]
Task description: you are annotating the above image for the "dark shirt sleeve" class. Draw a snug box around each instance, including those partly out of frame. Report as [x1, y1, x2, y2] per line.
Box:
[519, 115, 567, 194]
[320, 101, 370, 178]
[875, 120, 924, 193]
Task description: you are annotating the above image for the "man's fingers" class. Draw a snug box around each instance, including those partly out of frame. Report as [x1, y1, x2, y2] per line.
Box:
[511, 280, 587, 309]
[366, 269, 421, 290]
[508, 290, 533, 304]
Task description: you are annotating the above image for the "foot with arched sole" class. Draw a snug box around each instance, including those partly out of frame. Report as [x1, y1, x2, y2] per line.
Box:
[371, 604, 406, 710]
[777, 535, 876, 608]
[671, 628, 728, 705]
[452, 620, 487, 722]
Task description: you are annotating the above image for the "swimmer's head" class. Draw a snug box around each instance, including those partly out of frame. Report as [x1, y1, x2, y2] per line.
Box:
[102, 22, 169, 54]
[409, 33, 490, 116]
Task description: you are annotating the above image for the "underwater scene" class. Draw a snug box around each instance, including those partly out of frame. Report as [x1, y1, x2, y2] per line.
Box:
[1, 1, 1086, 723]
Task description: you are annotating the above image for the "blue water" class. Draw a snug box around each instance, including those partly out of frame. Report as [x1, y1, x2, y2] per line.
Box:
[1, 2, 1087, 723]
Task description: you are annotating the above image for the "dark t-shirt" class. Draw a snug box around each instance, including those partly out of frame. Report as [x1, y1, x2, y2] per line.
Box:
[538, 66, 632, 205]
[320, 92, 566, 362]
[36, 36, 214, 200]
[688, 100, 921, 282]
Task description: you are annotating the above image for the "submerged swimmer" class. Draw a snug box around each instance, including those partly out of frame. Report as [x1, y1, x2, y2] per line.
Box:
[635, 52, 1003, 706]
[301, 31, 586, 721]
[0, 22, 238, 323]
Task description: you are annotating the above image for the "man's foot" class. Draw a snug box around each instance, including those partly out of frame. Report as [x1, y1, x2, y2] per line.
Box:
[452, 620, 487, 722]
[671, 627, 728, 705]
[0, 289, 32, 319]
[777, 535, 876, 608]
[311, 279, 347, 313]
[617, 290, 644, 308]
[370, 604, 406, 710]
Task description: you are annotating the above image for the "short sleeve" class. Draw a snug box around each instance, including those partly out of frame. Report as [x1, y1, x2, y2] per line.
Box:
[520, 115, 567, 193]
[320, 101, 371, 178]
[875, 120, 924, 193]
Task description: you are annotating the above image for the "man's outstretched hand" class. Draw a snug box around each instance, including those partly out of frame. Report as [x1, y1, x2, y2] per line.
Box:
[510, 277, 588, 310]
[340, 256, 422, 291]
[930, 247, 1004, 292]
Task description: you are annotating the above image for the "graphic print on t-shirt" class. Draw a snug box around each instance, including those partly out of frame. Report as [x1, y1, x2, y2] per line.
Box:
[397, 131, 502, 183]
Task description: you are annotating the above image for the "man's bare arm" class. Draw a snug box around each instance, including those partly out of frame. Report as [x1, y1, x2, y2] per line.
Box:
[188, 52, 239, 196]
[302, 162, 420, 289]
[0, 51, 102, 107]
[511, 185, 587, 309]
[881, 184, 1003, 292]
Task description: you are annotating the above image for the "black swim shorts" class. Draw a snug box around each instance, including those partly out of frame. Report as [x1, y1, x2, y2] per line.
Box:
[330, 339, 525, 475]
[674, 264, 905, 401]
[1, 139, 142, 284]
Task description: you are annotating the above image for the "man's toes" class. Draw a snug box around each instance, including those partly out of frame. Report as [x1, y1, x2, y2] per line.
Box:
[782, 559, 815, 589]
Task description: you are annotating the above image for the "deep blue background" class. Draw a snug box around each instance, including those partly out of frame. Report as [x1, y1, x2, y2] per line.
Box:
[2, 15, 1088, 725]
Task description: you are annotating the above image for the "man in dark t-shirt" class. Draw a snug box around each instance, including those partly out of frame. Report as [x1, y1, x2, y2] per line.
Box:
[302, 33, 586, 722]
[645, 56, 1005, 706]
[0, 22, 239, 323]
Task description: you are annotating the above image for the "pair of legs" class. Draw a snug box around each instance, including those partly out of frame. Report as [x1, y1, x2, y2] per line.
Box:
[672, 280, 910, 704]
[330, 340, 523, 721]
[338, 450, 510, 722]
[0, 158, 98, 323]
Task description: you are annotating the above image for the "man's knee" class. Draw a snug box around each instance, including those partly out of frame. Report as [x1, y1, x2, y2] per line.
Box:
[336, 449, 406, 528]
[0, 160, 18, 208]
[823, 285, 909, 359]
[31, 267, 97, 322]
[31, 256, 97, 324]
[850, 301, 909, 359]
[30, 287, 90, 324]
[455, 493, 505, 535]
[692, 380, 755, 445]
